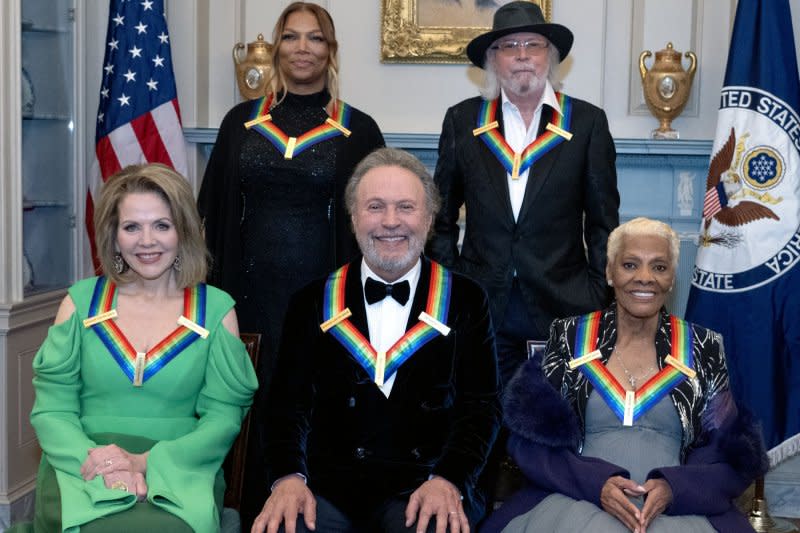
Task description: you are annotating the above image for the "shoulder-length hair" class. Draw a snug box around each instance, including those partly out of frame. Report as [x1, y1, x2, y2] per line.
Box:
[93, 163, 208, 288]
[480, 39, 561, 100]
[267, 2, 339, 106]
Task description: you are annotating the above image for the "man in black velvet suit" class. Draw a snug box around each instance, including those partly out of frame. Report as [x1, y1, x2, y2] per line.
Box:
[427, 1, 620, 387]
[252, 148, 501, 533]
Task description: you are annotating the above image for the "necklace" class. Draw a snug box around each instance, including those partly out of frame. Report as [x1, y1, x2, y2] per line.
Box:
[245, 94, 352, 160]
[613, 346, 656, 389]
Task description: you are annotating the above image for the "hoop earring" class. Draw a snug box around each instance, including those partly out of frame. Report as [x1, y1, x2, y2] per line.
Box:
[173, 255, 182, 272]
[113, 253, 126, 274]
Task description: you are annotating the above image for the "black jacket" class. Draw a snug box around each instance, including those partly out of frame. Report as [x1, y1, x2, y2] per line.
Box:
[428, 95, 620, 335]
[264, 257, 501, 522]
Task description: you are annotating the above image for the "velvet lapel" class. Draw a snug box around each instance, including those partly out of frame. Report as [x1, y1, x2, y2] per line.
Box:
[341, 258, 434, 392]
[516, 104, 564, 224]
[476, 101, 516, 227]
[388, 257, 433, 395]
[344, 259, 370, 372]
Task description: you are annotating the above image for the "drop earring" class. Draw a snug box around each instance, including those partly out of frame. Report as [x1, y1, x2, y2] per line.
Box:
[113, 253, 125, 274]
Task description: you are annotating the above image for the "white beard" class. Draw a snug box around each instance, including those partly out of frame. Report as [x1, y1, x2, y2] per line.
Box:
[358, 232, 425, 280]
[502, 70, 547, 99]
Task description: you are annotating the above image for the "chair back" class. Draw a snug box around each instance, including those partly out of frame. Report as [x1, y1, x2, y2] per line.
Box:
[223, 332, 261, 510]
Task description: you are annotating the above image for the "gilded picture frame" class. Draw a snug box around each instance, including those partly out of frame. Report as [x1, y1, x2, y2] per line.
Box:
[381, 0, 551, 64]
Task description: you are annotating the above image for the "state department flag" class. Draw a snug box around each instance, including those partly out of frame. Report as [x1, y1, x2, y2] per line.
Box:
[86, 0, 188, 269]
[685, 0, 800, 451]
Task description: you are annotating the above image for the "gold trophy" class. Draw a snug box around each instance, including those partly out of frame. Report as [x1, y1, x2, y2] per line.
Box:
[639, 42, 697, 139]
[233, 33, 272, 100]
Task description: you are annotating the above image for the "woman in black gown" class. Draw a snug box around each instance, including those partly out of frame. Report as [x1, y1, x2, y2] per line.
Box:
[197, 2, 384, 525]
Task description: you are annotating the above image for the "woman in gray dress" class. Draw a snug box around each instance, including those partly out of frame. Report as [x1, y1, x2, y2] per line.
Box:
[481, 217, 767, 533]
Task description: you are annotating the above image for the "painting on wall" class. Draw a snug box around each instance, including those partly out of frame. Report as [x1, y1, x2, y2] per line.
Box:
[381, 0, 551, 64]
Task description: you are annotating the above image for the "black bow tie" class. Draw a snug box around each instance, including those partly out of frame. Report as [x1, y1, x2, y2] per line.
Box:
[364, 277, 410, 305]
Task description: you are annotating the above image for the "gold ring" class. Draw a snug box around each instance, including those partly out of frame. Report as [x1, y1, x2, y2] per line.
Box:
[111, 480, 128, 492]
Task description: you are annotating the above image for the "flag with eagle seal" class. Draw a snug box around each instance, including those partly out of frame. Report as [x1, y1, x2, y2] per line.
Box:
[685, 0, 800, 452]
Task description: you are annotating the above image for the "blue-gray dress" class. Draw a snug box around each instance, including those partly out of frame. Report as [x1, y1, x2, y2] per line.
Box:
[502, 392, 715, 532]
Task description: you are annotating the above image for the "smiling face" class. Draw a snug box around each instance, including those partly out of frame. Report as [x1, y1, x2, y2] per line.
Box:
[277, 10, 329, 94]
[607, 234, 675, 322]
[490, 31, 551, 99]
[351, 165, 432, 282]
[115, 192, 179, 284]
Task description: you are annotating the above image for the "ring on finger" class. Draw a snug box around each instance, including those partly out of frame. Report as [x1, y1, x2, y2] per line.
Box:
[104, 459, 113, 467]
[111, 480, 128, 492]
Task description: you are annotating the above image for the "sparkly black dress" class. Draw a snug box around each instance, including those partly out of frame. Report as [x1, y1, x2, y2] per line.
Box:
[198, 89, 383, 525]
[199, 89, 383, 385]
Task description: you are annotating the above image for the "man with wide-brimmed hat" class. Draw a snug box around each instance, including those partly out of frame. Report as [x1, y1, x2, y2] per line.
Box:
[428, 1, 619, 388]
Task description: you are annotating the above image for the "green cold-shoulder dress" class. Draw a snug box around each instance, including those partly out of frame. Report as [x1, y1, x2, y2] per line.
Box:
[28, 276, 258, 532]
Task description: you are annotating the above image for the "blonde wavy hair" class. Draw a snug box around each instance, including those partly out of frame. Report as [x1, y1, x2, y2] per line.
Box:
[93, 163, 208, 288]
[267, 2, 339, 106]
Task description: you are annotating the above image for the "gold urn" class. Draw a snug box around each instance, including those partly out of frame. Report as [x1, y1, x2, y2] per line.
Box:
[639, 42, 697, 139]
[233, 33, 273, 100]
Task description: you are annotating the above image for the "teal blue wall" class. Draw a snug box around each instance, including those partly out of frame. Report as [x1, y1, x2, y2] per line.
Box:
[186, 130, 713, 316]
[384, 134, 714, 318]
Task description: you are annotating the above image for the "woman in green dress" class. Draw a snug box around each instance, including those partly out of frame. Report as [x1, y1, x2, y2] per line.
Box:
[26, 164, 258, 532]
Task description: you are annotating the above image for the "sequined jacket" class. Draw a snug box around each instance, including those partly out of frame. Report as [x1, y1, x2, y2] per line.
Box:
[198, 90, 385, 309]
[480, 305, 768, 533]
[543, 306, 728, 460]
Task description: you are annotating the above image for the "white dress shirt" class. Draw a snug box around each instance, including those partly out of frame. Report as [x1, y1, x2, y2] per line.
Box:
[501, 81, 562, 221]
[361, 259, 422, 398]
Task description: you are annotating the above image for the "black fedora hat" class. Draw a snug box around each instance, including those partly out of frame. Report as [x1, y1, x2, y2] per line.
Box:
[466, 1, 573, 68]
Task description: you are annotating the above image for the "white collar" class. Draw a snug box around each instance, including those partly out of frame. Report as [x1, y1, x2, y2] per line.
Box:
[500, 80, 561, 118]
[360, 258, 421, 288]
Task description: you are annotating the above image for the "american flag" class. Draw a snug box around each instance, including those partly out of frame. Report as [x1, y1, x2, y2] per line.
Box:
[701, 181, 727, 220]
[87, 0, 187, 270]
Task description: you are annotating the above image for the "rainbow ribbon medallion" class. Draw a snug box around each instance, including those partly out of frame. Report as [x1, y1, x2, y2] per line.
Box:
[322, 262, 452, 386]
[571, 312, 694, 426]
[474, 92, 572, 179]
[247, 95, 352, 159]
[87, 277, 207, 386]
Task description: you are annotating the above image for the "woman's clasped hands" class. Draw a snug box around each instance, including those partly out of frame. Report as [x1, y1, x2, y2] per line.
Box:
[600, 475, 673, 533]
[80, 444, 149, 502]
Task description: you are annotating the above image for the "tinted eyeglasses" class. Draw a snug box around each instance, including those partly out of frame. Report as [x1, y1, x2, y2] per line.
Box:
[490, 40, 549, 55]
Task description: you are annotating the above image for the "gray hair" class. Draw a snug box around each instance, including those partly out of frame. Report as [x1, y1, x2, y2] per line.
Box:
[607, 217, 680, 270]
[345, 147, 441, 221]
[480, 39, 562, 100]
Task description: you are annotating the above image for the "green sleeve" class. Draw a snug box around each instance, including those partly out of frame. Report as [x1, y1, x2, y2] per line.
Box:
[30, 312, 136, 530]
[146, 325, 258, 532]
